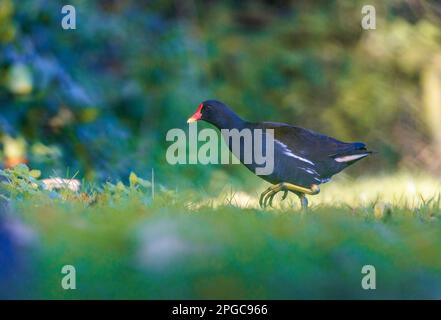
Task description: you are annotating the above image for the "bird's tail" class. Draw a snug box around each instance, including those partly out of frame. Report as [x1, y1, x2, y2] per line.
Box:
[330, 142, 372, 164]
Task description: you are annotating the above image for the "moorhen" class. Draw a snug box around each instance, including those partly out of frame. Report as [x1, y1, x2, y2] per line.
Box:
[187, 100, 372, 209]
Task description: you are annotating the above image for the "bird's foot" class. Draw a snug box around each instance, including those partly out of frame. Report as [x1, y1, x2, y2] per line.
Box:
[259, 183, 320, 209]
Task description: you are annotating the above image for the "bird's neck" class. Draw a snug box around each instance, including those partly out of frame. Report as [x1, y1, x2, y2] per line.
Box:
[209, 111, 247, 131]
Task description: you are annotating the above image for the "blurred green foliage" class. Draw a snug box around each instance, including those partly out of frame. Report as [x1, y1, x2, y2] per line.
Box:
[1, 0, 441, 186]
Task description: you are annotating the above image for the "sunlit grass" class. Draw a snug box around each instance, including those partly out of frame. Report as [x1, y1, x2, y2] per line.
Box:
[205, 171, 441, 211]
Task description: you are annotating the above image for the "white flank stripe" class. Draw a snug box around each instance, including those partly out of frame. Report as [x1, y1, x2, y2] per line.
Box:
[274, 140, 315, 166]
[299, 167, 318, 175]
[335, 153, 368, 163]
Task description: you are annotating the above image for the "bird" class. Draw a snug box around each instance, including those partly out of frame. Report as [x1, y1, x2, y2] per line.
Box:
[187, 100, 372, 209]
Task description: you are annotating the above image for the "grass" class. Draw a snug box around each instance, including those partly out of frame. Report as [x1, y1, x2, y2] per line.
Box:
[1, 166, 441, 299]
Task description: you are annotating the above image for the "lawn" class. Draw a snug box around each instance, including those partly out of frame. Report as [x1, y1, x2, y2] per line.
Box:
[1, 166, 441, 299]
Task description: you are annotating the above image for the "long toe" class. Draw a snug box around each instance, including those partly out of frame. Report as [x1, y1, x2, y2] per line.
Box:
[299, 195, 308, 209]
[268, 192, 278, 207]
[259, 187, 272, 208]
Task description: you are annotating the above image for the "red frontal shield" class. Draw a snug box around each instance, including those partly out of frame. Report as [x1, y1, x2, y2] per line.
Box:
[187, 103, 203, 123]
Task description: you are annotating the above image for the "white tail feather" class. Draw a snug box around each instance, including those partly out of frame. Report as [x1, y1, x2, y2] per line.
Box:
[334, 153, 368, 163]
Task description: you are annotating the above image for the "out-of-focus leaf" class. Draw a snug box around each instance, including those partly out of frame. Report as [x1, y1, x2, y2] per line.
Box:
[6, 63, 33, 95]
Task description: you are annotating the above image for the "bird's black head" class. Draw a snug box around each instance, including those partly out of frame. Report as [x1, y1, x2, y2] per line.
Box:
[187, 100, 244, 129]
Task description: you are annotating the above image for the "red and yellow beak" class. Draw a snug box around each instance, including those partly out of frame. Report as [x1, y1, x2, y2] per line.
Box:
[187, 103, 203, 123]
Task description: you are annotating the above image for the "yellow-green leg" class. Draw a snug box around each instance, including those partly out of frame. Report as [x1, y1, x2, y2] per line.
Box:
[259, 183, 320, 209]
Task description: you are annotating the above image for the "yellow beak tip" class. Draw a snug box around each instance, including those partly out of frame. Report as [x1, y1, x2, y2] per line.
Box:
[187, 118, 196, 123]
